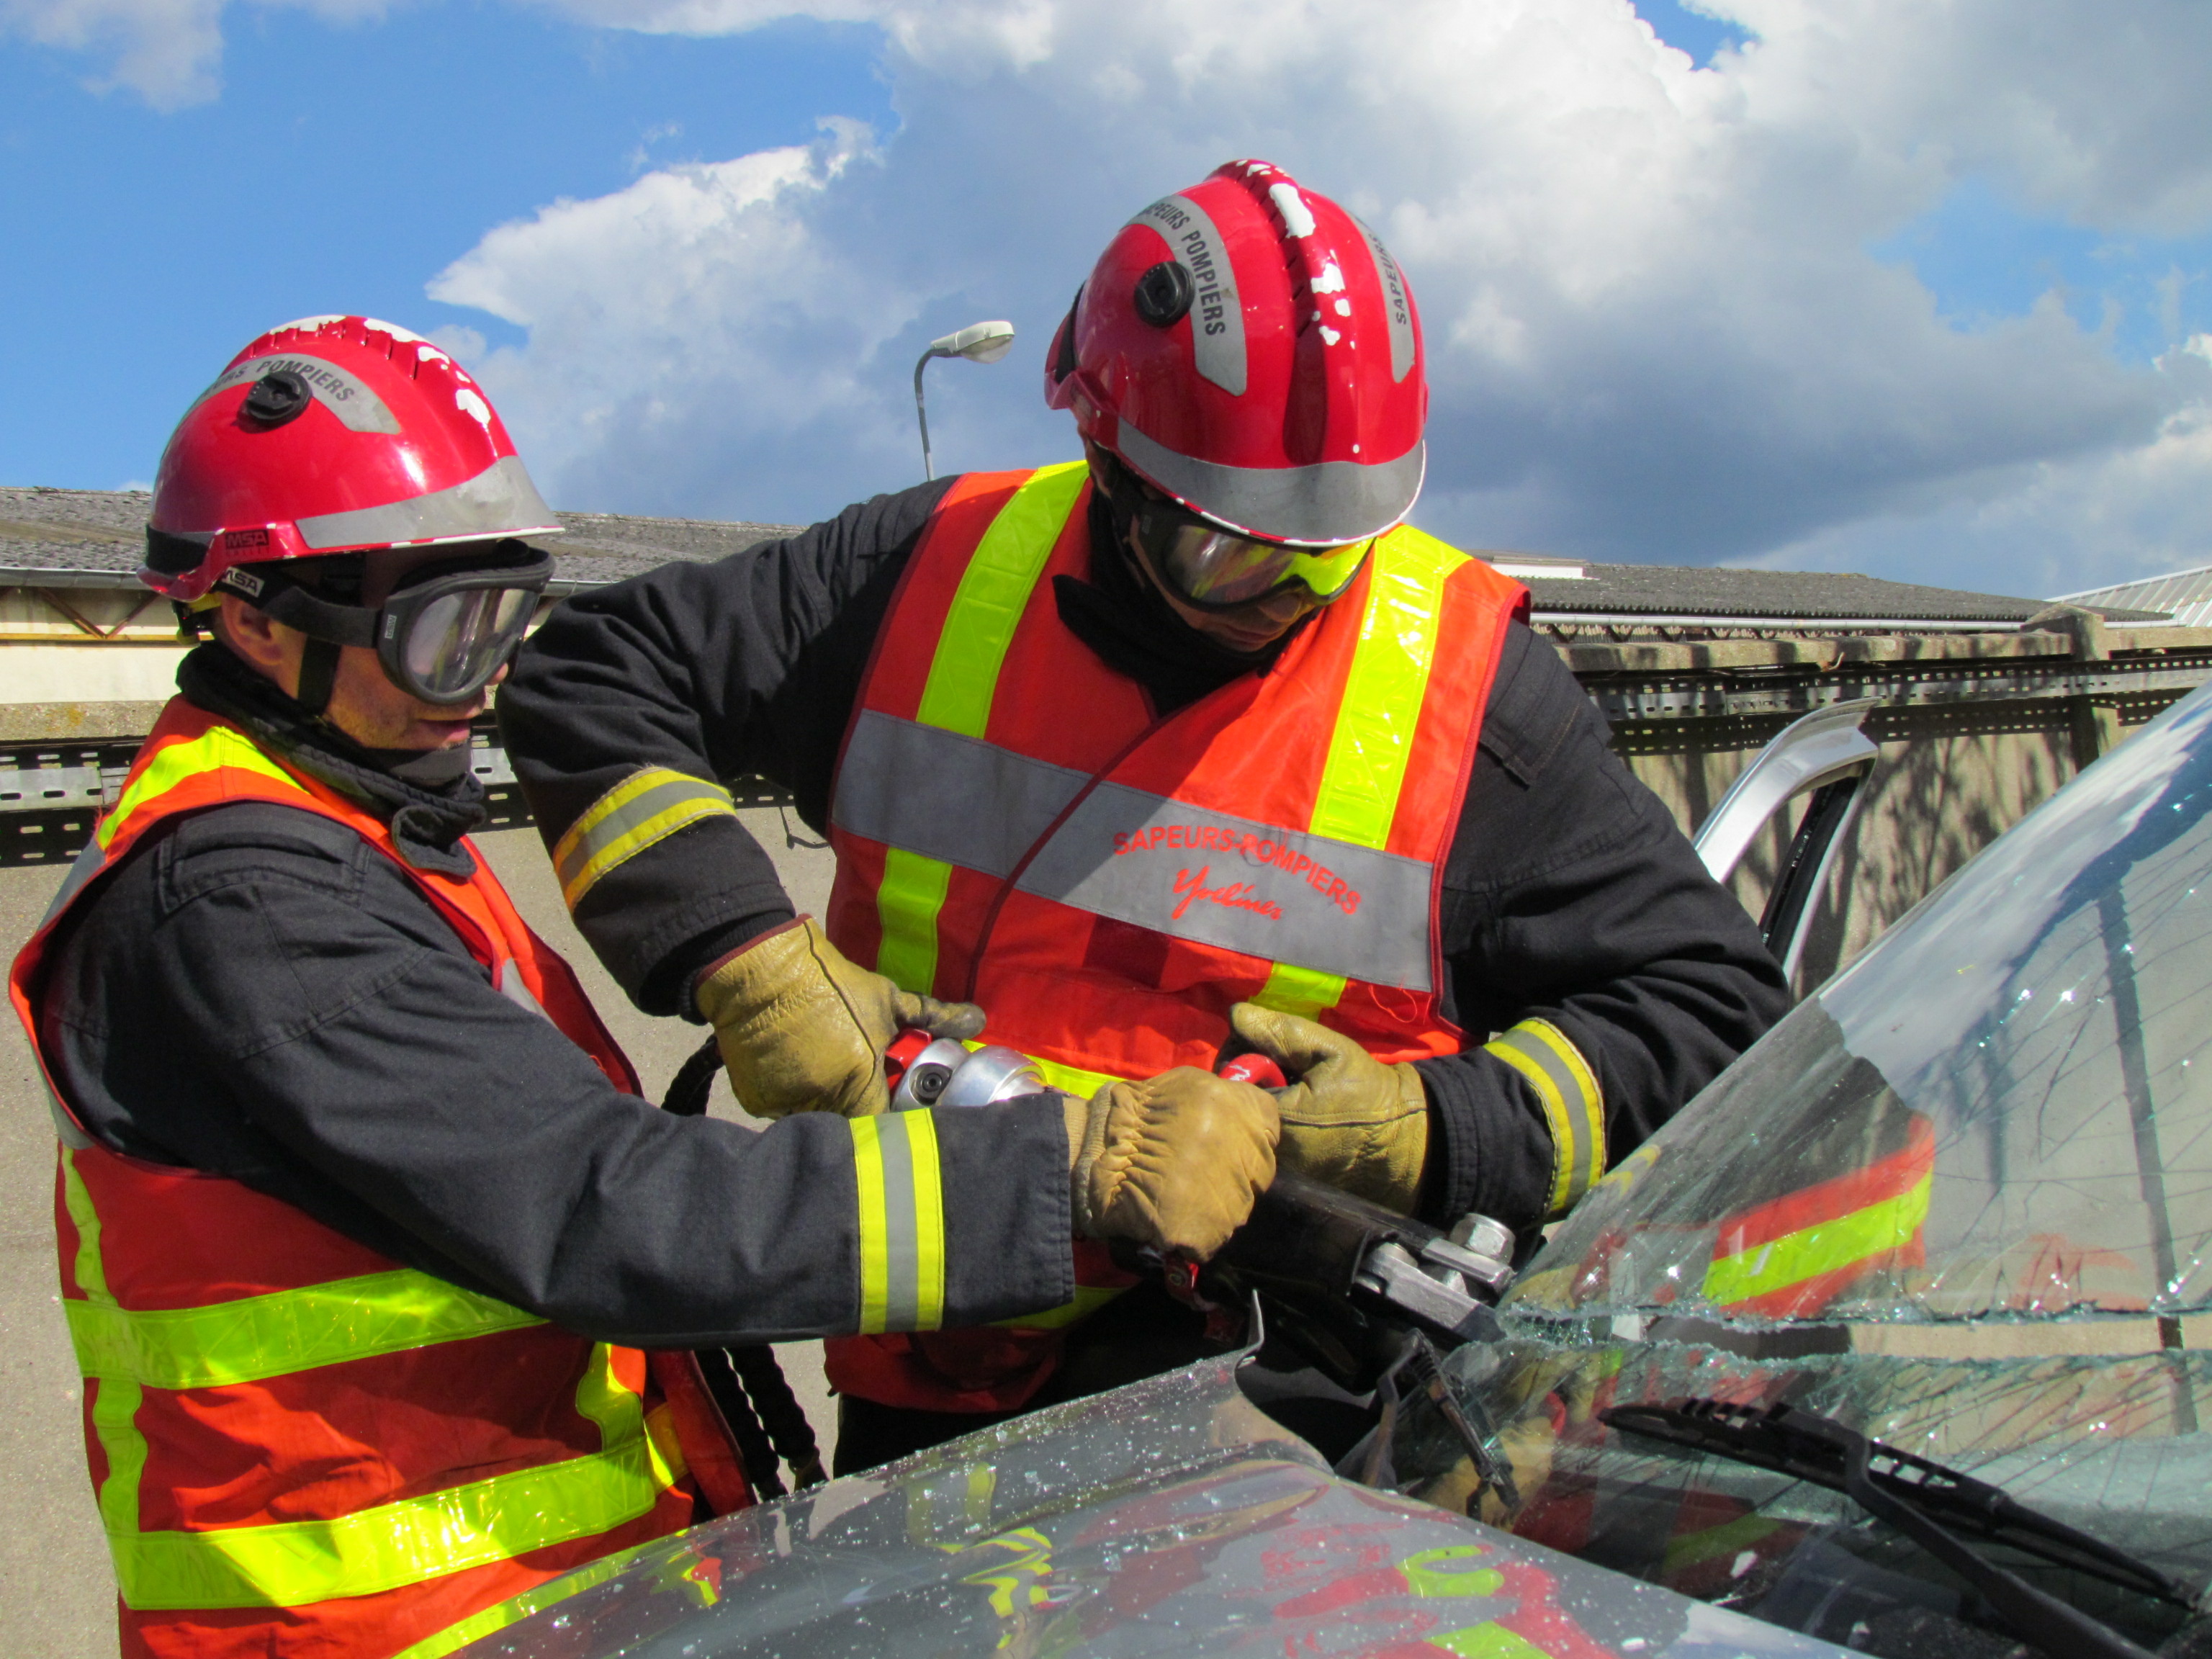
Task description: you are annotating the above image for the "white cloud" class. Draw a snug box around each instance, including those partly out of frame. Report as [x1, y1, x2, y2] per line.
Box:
[1747, 343, 2212, 596]
[38, 0, 2212, 590]
[4, 0, 385, 107]
[428, 119, 906, 513]
[410, 0, 2212, 594]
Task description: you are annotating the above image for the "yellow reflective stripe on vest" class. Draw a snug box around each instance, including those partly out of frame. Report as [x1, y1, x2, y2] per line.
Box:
[852, 1110, 948, 1334]
[874, 462, 1089, 994]
[108, 1352, 677, 1611]
[1030, 1053, 1121, 1099]
[1254, 527, 1465, 1020]
[876, 845, 956, 997]
[99, 724, 306, 849]
[552, 767, 737, 911]
[61, 1157, 677, 1614]
[1485, 1018, 1605, 1218]
[1702, 1172, 1933, 1309]
[916, 462, 1090, 736]
[63, 1156, 151, 1544]
[990, 1284, 1128, 1331]
[390, 1534, 661, 1659]
[66, 1270, 546, 1391]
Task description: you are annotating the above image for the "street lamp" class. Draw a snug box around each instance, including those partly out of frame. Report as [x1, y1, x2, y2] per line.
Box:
[914, 320, 1016, 481]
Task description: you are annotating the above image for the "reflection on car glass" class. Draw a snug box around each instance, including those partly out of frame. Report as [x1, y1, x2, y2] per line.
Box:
[1516, 685, 2212, 1330]
[1449, 685, 2212, 1659]
[1604, 1398, 2185, 1628]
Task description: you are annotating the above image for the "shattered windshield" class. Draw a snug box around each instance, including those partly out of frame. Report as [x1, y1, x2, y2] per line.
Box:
[1400, 682, 2212, 1658]
[1521, 678, 2212, 1330]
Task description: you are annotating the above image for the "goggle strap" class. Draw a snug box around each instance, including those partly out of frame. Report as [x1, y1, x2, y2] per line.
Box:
[237, 573, 381, 649]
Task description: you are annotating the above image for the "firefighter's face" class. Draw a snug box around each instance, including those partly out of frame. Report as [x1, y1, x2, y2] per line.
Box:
[1117, 516, 1328, 652]
[217, 547, 500, 751]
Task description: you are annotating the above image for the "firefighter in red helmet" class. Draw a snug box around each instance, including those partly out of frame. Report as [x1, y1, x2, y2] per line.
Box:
[11, 315, 1278, 1659]
[499, 161, 1790, 1472]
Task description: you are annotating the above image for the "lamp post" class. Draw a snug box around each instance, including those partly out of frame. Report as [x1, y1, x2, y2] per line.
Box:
[914, 320, 1015, 481]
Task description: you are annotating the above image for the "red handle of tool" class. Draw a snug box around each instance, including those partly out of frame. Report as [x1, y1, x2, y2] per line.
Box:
[1217, 1052, 1287, 1089]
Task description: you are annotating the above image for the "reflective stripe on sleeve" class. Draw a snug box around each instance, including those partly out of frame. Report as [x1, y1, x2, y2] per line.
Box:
[851, 1111, 948, 1334]
[65, 1270, 546, 1391]
[551, 768, 737, 910]
[1485, 1018, 1605, 1219]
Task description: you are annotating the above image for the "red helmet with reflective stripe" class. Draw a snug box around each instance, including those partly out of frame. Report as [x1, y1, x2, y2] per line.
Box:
[144, 315, 562, 601]
[1046, 160, 1426, 547]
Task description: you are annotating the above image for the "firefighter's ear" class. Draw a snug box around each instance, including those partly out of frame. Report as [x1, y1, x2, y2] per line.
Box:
[217, 593, 284, 667]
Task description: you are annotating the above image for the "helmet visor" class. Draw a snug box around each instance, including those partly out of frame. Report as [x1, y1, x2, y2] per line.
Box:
[378, 555, 551, 703]
[1147, 515, 1372, 609]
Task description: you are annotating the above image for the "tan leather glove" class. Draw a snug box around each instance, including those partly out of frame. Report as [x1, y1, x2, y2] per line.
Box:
[1063, 1068, 1279, 1261]
[693, 917, 984, 1119]
[1228, 1002, 1429, 1212]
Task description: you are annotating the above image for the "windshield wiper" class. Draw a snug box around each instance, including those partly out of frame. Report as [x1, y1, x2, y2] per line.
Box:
[1601, 1398, 2185, 1659]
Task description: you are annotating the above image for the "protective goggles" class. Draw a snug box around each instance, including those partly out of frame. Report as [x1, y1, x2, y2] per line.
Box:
[1120, 487, 1372, 610]
[218, 544, 553, 705]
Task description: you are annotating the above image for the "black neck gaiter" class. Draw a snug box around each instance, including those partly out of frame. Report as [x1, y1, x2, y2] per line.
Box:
[1051, 489, 1309, 716]
[176, 644, 489, 876]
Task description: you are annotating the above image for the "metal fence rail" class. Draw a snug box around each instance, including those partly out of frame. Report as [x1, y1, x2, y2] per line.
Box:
[0, 728, 797, 867]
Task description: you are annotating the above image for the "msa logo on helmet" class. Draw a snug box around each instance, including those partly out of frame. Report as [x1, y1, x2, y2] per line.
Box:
[217, 564, 266, 598]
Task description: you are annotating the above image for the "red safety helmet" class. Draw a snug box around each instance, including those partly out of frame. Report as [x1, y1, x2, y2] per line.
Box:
[144, 315, 562, 603]
[1046, 159, 1426, 550]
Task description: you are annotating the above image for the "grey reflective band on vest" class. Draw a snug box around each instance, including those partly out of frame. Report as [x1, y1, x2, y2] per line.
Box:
[1126, 194, 1247, 397]
[42, 837, 107, 929]
[832, 711, 1433, 992]
[496, 961, 552, 1022]
[1350, 214, 1418, 385]
[1115, 418, 1426, 548]
[835, 710, 1087, 878]
[294, 454, 562, 551]
[192, 355, 403, 436]
[34, 839, 107, 1149]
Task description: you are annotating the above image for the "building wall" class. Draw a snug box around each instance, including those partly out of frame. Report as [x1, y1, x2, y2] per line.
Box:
[1616, 689, 2185, 997]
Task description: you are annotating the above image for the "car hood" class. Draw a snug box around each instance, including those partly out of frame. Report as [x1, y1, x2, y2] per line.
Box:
[457, 1352, 1853, 1658]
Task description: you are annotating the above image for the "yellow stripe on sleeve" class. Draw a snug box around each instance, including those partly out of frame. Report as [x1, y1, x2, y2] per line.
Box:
[1485, 1018, 1606, 1219]
[550, 768, 737, 910]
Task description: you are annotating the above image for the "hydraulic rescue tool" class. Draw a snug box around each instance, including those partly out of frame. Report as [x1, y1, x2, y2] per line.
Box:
[882, 1035, 1519, 1393]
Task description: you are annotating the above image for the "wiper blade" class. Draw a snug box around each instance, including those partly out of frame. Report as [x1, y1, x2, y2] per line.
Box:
[1602, 1397, 2179, 1659]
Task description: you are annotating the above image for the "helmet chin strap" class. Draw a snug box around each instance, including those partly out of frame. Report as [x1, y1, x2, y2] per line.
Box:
[294, 636, 343, 719]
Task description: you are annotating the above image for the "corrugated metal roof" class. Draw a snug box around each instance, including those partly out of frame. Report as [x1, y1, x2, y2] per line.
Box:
[2055, 565, 2212, 629]
[0, 487, 801, 593]
[0, 487, 2170, 629]
[1498, 554, 2169, 628]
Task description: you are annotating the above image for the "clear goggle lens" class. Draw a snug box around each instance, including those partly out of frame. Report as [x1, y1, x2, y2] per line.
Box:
[398, 586, 537, 701]
[1153, 519, 1372, 608]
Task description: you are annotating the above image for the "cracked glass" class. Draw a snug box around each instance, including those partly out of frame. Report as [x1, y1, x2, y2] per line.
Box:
[1411, 680, 2212, 1656]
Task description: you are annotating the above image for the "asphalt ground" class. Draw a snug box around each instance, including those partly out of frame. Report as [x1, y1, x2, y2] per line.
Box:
[0, 809, 838, 1658]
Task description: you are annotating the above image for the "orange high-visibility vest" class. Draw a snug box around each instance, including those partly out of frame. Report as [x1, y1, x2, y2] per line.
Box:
[10, 699, 739, 1659]
[820, 462, 1533, 1412]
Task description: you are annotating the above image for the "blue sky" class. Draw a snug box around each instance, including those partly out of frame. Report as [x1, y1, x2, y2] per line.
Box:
[0, 9, 891, 488]
[4, 0, 2210, 597]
